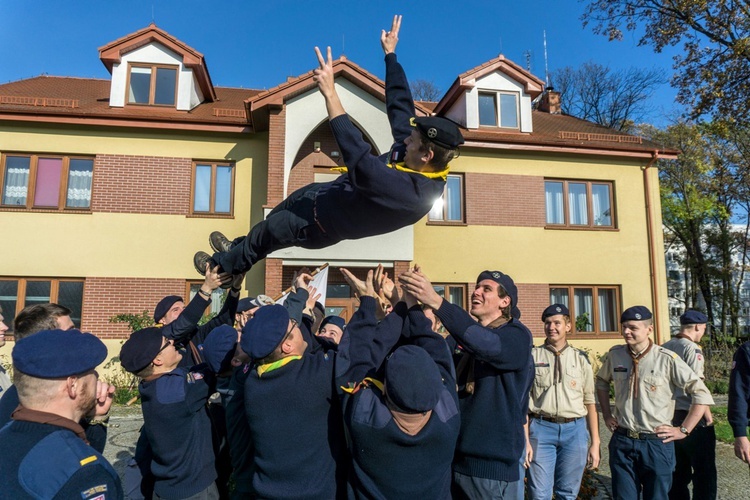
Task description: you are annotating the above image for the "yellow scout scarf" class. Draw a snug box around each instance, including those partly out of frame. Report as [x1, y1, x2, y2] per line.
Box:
[331, 163, 450, 181]
[256, 355, 302, 377]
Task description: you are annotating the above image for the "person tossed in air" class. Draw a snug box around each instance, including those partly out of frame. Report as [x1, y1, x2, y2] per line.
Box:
[194, 15, 463, 276]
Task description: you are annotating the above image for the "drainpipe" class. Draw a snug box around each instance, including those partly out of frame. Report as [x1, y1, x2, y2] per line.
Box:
[642, 151, 663, 343]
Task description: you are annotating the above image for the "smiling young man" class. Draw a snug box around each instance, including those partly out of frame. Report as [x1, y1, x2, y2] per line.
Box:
[596, 306, 714, 500]
[400, 268, 534, 499]
[527, 304, 599, 500]
[194, 15, 464, 276]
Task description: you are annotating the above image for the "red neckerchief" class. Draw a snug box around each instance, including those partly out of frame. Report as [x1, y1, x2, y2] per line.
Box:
[11, 405, 89, 444]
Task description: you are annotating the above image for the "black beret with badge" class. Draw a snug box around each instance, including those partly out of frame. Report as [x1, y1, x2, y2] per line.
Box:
[413, 116, 465, 149]
[680, 309, 708, 325]
[620, 305, 653, 323]
[541, 304, 570, 321]
[13, 329, 108, 378]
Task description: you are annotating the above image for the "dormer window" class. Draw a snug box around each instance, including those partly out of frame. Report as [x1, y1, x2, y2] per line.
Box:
[127, 64, 178, 106]
[478, 91, 519, 129]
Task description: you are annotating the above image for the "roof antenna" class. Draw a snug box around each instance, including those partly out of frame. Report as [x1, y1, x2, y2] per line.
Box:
[523, 50, 532, 72]
[543, 30, 550, 88]
[151, 5, 155, 24]
[342, 34, 345, 56]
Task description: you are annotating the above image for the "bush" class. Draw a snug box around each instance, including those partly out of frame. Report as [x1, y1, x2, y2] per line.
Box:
[703, 338, 735, 395]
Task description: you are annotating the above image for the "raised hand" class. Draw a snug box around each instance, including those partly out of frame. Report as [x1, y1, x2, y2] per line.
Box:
[398, 264, 442, 309]
[380, 15, 402, 55]
[341, 268, 376, 299]
[313, 46, 335, 98]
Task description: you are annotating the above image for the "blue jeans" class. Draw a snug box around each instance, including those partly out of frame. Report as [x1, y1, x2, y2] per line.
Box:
[527, 417, 588, 500]
[609, 430, 675, 500]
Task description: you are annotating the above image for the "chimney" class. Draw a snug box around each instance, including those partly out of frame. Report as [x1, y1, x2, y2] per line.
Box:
[538, 87, 561, 114]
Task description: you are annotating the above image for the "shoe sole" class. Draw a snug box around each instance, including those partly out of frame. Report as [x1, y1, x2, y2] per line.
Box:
[209, 231, 233, 254]
[193, 252, 209, 276]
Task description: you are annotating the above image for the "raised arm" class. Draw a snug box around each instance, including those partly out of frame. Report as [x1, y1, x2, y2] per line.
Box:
[165, 264, 227, 345]
[381, 15, 416, 146]
[313, 46, 345, 120]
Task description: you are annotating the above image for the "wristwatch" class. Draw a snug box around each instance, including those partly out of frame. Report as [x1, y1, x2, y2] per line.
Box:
[679, 426, 690, 436]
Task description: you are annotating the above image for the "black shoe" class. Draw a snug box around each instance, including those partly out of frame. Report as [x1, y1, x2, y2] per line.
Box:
[209, 231, 233, 254]
[193, 251, 214, 276]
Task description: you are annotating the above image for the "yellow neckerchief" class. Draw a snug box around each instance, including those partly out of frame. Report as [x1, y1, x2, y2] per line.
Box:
[340, 377, 384, 394]
[331, 162, 450, 181]
[256, 355, 302, 377]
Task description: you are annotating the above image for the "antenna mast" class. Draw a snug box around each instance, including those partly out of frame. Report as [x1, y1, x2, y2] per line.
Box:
[543, 30, 550, 88]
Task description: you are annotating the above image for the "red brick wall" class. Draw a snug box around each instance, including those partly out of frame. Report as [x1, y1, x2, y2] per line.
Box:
[465, 173, 546, 227]
[93, 155, 192, 214]
[264, 259, 283, 298]
[81, 277, 186, 339]
[517, 283, 550, 338]
[267, 107, 286, 206]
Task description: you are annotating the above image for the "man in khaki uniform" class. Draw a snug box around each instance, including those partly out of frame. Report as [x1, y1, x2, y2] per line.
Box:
[662, 309, 716, 499]
[596, 306, 713, 500]
[527, 304, 600, 500]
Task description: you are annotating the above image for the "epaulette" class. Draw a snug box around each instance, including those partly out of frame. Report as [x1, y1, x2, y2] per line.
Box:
[572, 347, 592, 364]
[610, 345, 626, 351]
[659, 347, 679, 359]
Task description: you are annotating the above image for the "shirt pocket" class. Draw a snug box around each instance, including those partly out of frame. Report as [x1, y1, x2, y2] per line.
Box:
[643, 374, 669, 401]
[534, 365, 554, 390]
[566, 366, 583, 392]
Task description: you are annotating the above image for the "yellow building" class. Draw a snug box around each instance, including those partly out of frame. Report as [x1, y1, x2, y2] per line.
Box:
[0, 25, 675, 358]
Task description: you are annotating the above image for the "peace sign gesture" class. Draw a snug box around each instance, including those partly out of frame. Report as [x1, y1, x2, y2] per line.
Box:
[313, 46, 335, 99]
[381, 15, 402, 55]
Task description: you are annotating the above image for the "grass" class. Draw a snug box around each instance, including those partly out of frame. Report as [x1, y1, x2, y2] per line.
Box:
[711, 405, 735, 444]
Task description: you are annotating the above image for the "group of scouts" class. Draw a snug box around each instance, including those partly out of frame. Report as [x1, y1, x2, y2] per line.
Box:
[3, 13, 750, 500]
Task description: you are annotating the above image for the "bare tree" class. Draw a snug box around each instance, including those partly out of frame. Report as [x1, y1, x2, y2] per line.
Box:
[410, 79, 441, 102]
[552, 62, 664, 131]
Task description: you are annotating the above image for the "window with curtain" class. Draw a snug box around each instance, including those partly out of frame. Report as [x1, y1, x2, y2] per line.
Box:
[549, 285, 620, 335]
[478, 91, 520, 128]
[1, 154, 93, 210]
[433, 283, 466, 309]
[188, 282, 226, 316]
[544, 179, 615, 228]
[191, 162, 235, 216]
[429, 174, 464, 223]
[0, 278, 84, 331]
[128, 64, 178, 106]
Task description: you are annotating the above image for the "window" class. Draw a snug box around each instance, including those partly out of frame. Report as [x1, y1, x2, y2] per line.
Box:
[187, 282, 227, 317]
[127, 64, 178, 106]
[192, 162, 235, 215]
[478, 91, 519, 128]
[429, 174, 464, 223]
[549, 285, 620, 335]
[433, 283, 466, 309]
[0, 278, 84, 330]
[545, 179, 615, 228]
[1, 154, 93, 210]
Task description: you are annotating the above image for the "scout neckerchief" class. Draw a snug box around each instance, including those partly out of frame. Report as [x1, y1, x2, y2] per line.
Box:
[543, 341, 570, 384]
[12, 405, 89, 444]
[331, 163, 450, 182]
[628, 339, 653, 399]
[456, 316, 509, 394]
[256, 355, 302, 377]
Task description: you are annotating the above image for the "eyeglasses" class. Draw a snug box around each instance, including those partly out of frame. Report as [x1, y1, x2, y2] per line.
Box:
[156, 338, 174, 356]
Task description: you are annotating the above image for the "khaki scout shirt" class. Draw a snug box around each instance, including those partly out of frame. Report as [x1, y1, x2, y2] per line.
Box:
[596, 344, 714, 433]
[529, 344, 594, 419]
[662, 336, 706, 411]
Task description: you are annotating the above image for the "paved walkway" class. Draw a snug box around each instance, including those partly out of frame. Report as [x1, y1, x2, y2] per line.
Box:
[103, 406, 750, 499]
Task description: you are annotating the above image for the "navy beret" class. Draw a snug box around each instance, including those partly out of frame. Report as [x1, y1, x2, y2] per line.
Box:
[413, 116, 464, 149]
[680, 309, 708, 325]
[199, 325, 237, 374]
[542, 304, 570, 321]
[476, 270, 518, 309]
[620, 306, 652, 323]
[241, 304, 290, 360]
[120, 327, 166, 374]
[154, 295, 183, 322]
[237, 295, 275, 313]
[385, 345, 444, 413]
[320, 315, 346, 332]
[13, 329, 107, 378]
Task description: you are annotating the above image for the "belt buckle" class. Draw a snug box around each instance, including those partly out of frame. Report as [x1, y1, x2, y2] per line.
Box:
[627, 429, 639, 439]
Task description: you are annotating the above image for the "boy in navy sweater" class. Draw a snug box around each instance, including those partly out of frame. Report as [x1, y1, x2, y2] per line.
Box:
[120, 326, 236, 500]
[400, 268, 535, 500]
[338, 266, 460, 499]
[194, 15, 463, 276]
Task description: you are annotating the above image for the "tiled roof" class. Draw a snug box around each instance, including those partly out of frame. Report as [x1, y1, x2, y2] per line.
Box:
[0, 75, 261, 126]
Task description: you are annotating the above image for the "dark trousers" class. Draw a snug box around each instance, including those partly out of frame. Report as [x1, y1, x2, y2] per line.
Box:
[669, 413, 717, 500]
[212, 183, 333, 274]
[609, 430, 675, 500]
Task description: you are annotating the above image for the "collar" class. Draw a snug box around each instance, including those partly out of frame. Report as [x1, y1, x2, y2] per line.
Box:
[256, 355, 302, 377]
[11, 405, 89, 444]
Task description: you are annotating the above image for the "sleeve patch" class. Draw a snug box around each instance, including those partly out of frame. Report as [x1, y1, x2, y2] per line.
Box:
[80, 484, 108, 499]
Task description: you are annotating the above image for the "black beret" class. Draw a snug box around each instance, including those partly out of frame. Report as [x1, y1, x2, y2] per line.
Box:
[413, 116, 464, 149]
[542, 304, 570, 321]
[240, 304, 290, 360]
[385, 345, 443, 413]
[120, 327, 166, 374]
[199, 325, 237, 374]
[13, 329, 107, 378]
[319, 316, 345, 332]
[680, 309, 708, 325]
[620, 306, 653, 323]
[237, 295, 275, 313]
[154, 295, 183, 322]
[476, 270, 518, 309]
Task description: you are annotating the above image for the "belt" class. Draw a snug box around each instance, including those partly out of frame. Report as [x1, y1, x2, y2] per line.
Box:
[311, 190, 328, 235]
[530, 413, 580, 424]
[615, 427, 661, 440]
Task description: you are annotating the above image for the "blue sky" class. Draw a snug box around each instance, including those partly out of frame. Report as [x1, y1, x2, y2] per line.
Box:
[0, 0, 682, 126]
